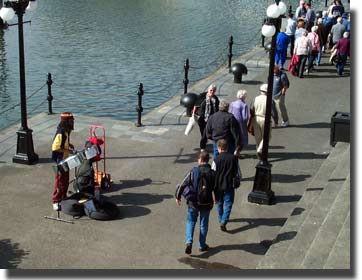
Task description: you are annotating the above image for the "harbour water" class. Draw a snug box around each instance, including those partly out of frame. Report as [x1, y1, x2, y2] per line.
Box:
[1, 0, 309, 130]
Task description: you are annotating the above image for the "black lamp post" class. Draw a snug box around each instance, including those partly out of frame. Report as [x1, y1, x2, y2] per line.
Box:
[0, 0, 38, 164]
[248, 0, 286, 205]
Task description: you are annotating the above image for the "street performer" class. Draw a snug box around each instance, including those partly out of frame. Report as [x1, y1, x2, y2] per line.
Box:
[51, 112, 75, 211]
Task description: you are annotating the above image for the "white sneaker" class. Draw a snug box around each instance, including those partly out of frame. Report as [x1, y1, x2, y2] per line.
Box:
[281, 121, 289, 127]
[53, 203, 60, 211]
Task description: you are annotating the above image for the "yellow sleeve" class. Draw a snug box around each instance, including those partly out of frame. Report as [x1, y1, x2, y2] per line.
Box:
[52, 134, 63, 152]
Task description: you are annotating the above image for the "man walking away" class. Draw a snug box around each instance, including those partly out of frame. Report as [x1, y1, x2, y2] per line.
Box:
[175, 151, 217, 255]
[201, 100, 240, 159]
[212, 139, 240, 232]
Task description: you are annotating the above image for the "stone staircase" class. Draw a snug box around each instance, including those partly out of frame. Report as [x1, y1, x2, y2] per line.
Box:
[257, 142, 351, 269]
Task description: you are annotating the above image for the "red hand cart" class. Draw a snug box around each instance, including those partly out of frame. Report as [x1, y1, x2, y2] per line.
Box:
[89, 125, 112, 190]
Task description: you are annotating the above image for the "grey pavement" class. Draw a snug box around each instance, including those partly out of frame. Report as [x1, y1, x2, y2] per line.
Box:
[0, 43, 350, 273]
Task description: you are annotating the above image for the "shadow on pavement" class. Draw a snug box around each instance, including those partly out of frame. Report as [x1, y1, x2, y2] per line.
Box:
[195, 231, 297, 258]
[110, 192, 173, 206]
[0, 239, 30, 269]
[227, 217, 287, 235]
[117, 205, 151, 219]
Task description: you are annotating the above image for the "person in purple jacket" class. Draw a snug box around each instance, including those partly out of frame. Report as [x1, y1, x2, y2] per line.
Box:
[333, 31, 350, 76]
[229, 89, 249, 154]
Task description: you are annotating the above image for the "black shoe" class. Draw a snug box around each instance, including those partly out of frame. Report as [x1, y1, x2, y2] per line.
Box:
[199, 244, 210, 252]
[185, 243, 192, 255]
[220, 224, 227, 232]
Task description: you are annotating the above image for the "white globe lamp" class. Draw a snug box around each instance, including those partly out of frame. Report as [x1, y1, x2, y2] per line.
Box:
[266, 3, 280, 18]
[0, 7, 15, 21]
[261, 24, 276, 38]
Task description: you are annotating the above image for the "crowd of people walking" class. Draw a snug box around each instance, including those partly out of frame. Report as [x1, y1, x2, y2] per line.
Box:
[175, 0, 350, 255]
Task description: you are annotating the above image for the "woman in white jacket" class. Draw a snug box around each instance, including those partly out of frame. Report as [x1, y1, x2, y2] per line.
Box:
[293, 30, 313, 78]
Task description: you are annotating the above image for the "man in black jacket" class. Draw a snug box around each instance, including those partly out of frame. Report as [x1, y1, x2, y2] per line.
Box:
[212, 139, 239, 232]
[175, 151, 217, 255]
[201, 100, 240, 159]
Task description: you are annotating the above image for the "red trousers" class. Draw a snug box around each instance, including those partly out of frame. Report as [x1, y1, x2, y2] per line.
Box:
[52, 171, 69, 203]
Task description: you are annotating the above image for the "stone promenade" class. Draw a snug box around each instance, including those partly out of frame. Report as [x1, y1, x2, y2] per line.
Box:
[0, 43, 350, 277]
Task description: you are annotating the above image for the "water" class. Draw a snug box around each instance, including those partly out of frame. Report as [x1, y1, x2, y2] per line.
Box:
[0, 0, 304, 130]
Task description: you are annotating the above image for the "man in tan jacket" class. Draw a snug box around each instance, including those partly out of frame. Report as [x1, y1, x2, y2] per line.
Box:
[252, 84, 271, 158]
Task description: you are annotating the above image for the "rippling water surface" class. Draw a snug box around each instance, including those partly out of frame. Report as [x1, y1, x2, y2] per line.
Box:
[1, 0, 303, 129]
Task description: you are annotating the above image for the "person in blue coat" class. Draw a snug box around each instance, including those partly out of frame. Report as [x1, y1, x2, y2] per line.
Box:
[275, 27, 290, 70]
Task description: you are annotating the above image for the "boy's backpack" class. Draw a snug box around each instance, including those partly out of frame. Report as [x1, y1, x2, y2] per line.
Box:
[182, 166, 214, 207]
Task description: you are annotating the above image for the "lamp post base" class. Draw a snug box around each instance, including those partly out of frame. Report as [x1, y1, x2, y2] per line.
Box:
[12, 128, 38, 165]
[248, 160, 274, 205]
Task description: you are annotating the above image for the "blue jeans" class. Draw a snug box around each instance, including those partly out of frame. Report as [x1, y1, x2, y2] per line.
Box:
[185, 206, 210, 249]
[336, 54, 348, 75]
[217, 188, 235, 226]
[212, 141, 235, 159]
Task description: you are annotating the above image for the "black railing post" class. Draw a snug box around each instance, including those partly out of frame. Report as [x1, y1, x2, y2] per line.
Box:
[325, 0, 327, 7]
[136, 83, 144, 127]
[46, 73, 53, 115]
[228, 35, 233, 72]
[288, 5, 292, 15]
[183, 58, 189, 94]
[261, 18, 266, 47]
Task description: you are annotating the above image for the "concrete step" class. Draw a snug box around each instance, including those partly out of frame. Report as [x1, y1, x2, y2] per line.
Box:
[324, 211, 351, 269]
[301, 174, 350, 268]
[257, 142, 350, 269]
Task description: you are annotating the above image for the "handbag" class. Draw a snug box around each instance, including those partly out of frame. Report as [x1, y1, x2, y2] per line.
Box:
[232, 163, 242, 189]
[247, 115, 254, 136]
[185, 113, 196, 136]
[332, 53, 343, 64]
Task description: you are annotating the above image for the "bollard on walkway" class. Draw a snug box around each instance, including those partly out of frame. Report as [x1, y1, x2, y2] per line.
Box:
[136, 83, 144, 127]
[46, 73, 53, 115]
[183, 58, 189, 94]
[228, 35, 233, 73]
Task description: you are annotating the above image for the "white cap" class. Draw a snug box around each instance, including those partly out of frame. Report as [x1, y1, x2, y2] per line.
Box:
[260, 83, 268, 93]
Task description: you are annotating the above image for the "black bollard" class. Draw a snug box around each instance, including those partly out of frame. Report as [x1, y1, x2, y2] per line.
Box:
[261, 18, 266, 48]
[325, 0, 327, 7]
[288, 5, 292, 15]
[136, 83, 144, 127]
[46, 73, 53, 115]
[228, 35, 233, 72]
[183, 58, 189, 95]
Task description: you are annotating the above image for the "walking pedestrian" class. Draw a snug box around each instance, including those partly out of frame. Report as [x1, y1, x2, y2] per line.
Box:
[306, 25, 321, 73]
[51, 112, 75, 211]
[175, 151, 217, 255]
[305, 2, 316, 32]
[193, 84, 219, 149]
[272, 66, 290, 127]
[331, 31, 350, 76]
[201, 100, 240, 159]
[295, 0, 307, 20]
[316, 18, 328, 65]
[275, 26, 290, 70]
[330, 16, 346, 47]
[286, 13, 297, 57]
[251, 84, 272, 158]
[212, 139, 240, 232]
[294, 30, 313, 78]
[229, 89, 249, 154]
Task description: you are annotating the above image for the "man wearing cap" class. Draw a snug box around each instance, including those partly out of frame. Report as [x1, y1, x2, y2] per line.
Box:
[51, 112, 75, 211]
[251, 84, 272, 158]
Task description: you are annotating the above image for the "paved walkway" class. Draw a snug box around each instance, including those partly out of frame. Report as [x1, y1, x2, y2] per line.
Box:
[0, 42, 350, 275]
